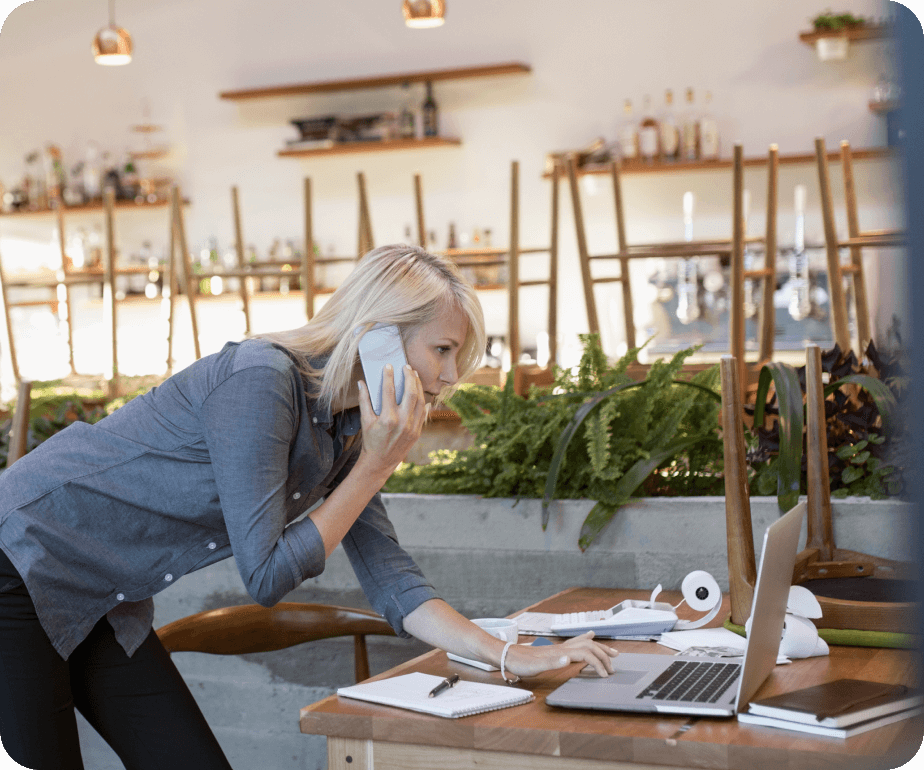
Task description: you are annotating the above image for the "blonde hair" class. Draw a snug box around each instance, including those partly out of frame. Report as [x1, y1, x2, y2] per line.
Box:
[257, 244, 486, 413]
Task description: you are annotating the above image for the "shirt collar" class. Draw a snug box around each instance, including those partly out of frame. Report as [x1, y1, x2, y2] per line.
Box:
[302, 352, 361, 437]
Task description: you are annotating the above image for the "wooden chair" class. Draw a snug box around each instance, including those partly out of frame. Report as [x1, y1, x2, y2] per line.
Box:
[414, 160, 560, 396]
[155, 602, 396, 683]
[720, 350, 916, 635]
[815, 137, 906, 355]
[5, 378, 32, 467]
[568, 144, 780, 403]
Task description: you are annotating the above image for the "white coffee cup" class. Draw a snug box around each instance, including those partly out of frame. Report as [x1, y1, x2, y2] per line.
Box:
[472, 617, 518, 644]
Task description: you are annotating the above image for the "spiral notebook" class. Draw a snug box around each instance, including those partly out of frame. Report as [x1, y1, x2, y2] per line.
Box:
[337, 672, 534, 718]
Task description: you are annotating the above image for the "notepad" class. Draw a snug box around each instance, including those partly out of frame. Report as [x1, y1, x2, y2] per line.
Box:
[336, 672, 534, 718]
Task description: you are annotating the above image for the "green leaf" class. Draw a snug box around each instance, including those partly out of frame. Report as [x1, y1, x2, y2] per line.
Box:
[577, 436, 705, 550]
[842, 466, 864, 485]
[851, 450, 871, 465]
[824, 374, 898, 436]
[836, 443, 859, 460]
[755, 362, 804, 511]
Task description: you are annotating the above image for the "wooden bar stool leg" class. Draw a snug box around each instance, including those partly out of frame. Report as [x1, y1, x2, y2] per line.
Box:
[103, 188, 120, 397]
[730, 145, 746, 404]
[547, 162, 559, 367]
[55, 200, 77, 375]
[758, 145, 779, 364]
[303, 177, 315, 321]
[172, 185, 201, 361]
[815, 137, 851, 352]
[508, 160, 520, 367]
[841, 141, 871, 353]
[720, 354, 757, 626]
[566, 156, 600, 336]
[610, 161, 636, 350]
[7, 378, 32, 467]
[805, 344, 834, 562]
[0, 244, 21, 384]
[414, 174, 427, 250]
[357, 172, 373, 256]
[231, 186, 252, 336]
[165, 200, 177, 375]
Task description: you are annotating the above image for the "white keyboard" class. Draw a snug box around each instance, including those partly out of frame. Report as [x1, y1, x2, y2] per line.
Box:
[549, 601, 678, 638]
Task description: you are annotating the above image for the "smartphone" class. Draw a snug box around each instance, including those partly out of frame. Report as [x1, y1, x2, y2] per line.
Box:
[356, 323, 408, 415]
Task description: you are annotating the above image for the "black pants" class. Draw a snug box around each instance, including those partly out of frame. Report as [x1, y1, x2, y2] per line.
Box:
[0, 550, 232, 770]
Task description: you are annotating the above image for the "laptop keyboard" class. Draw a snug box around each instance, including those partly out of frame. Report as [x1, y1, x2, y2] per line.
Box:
[637, 660, 741, 703]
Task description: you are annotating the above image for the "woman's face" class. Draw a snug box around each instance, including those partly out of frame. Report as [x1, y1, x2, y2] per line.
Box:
[405, 304, 469, 404]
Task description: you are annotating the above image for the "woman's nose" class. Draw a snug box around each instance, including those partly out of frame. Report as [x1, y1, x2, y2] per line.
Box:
[441, 359, 459, 386]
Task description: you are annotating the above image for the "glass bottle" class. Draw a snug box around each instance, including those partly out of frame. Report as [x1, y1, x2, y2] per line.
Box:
[638, 95, 660, 165]
[422, 81, 438, 138]
[681, 87, 699, 161]
[659, 89, 680, 163]
[788, 185, 811, 321]
[618, 99, 639, 162]
[399, 85, 416, 139]
[447, 222, 457, 250]
[698, 91, 720, 160]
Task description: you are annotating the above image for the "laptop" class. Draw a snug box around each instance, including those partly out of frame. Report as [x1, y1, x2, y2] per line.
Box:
[546, 500, 806, 717]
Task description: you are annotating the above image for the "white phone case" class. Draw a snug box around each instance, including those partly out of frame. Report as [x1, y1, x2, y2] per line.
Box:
[356, 324, 408, 415]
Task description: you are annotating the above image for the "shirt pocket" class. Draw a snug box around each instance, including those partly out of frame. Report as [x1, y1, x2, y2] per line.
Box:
[0, 577, 24, 593]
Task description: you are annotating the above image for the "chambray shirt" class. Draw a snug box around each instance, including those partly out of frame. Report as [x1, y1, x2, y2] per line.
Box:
[0, 339, 438, 660]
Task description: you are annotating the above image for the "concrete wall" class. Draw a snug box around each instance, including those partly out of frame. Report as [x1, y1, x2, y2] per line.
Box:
[73, 492, 916, 769]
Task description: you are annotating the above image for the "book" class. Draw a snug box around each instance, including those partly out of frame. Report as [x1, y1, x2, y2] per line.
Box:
[336, 672, 534, 719]
[747, 679, 923, 728]
[738, 706, 924, 739]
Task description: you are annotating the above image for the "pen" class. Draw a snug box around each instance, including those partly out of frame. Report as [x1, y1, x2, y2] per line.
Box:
[428, 674, 460, 698]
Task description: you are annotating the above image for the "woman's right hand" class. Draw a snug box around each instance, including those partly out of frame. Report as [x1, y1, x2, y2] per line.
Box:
[357, 364, 429, 478]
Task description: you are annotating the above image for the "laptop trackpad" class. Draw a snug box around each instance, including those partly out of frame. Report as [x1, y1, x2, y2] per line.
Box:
[579, 666, 647, 685]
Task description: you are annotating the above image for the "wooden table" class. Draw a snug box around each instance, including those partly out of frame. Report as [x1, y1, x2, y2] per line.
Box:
[299, 588, 922, 770]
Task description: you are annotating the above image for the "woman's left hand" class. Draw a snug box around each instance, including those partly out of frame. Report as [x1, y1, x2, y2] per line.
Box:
[502, 632, 618, 678]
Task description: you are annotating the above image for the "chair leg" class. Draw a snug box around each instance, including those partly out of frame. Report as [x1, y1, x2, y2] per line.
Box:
[758, 145, 779, 364]
[547, 162, 559, 367]
[815, 137, 851, 352]
[840, 141, 872, 353]
[508, 161, 520, 366]
[303, 177, 315, 320]
[231, 186, 252, 336]
[730, 145, 746, 405]
[609, 161, 636, 349]
[7, 379, 32, 467]
[353, 635, 370, 682]
[720, 355, 756, 626]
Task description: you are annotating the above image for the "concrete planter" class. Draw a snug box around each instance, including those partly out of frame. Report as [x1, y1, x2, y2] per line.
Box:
[301, 493, 917, 617]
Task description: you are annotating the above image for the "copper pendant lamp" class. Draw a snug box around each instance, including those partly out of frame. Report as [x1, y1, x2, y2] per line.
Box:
[403, 0, 445, 28]
[93, 0, 132, 66]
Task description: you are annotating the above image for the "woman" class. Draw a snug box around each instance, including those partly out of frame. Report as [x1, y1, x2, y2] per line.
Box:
[0, 245, 616, 769]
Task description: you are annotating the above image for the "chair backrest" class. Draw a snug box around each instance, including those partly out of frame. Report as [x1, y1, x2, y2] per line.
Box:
[156, 601, 396, 683]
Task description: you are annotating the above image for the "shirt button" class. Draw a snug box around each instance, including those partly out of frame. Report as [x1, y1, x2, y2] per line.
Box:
[293, 492, 301, 500]
[208, 542, 217, 550]
[116, 593, 125, 601]
[164, 574, 173, 582]
[312, 417, 318, 424]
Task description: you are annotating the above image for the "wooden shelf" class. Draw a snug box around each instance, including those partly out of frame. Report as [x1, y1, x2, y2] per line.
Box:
[798, 23, 891, 44]
[547, 147, 897, 178]
[220, 62, 531, 101]
[0, 199, 185, 218]
[870, 100, 900, 113]
[278, 136, 460, 158]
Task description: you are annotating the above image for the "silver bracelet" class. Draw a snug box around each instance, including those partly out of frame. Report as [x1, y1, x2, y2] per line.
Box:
[500, 641, 521, 684]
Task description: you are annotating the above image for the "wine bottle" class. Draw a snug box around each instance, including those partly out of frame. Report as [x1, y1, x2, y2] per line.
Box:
[618, 99, 639, 162]
[638, 95, 660, 165]
[422, 81, 438, 138]
[659, 90, 680, 163]
[699, 91, 720, 160]
[399, 85, 416, 139]
[447, 222, 457, 250]
[681, 87, 699, 161]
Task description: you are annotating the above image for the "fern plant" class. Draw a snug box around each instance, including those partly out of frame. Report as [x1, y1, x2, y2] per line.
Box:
[385, 335, 724, 550]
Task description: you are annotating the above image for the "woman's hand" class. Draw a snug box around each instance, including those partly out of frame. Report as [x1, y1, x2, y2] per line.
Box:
[503, 632, 618, 678]
[357, 364, 429, 478]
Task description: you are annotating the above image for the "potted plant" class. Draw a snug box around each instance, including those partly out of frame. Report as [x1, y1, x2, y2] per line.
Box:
[808, 9, 869, 60]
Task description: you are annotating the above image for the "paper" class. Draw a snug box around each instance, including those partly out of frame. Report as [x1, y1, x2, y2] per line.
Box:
[659, 627, 791, 665]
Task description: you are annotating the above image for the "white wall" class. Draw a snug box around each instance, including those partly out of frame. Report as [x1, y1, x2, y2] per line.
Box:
[0, 0, 908, 386]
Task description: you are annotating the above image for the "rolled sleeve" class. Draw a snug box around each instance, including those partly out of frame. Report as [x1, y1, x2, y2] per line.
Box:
[340, 489, 439, 637]
[200, 366, 326, 606]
